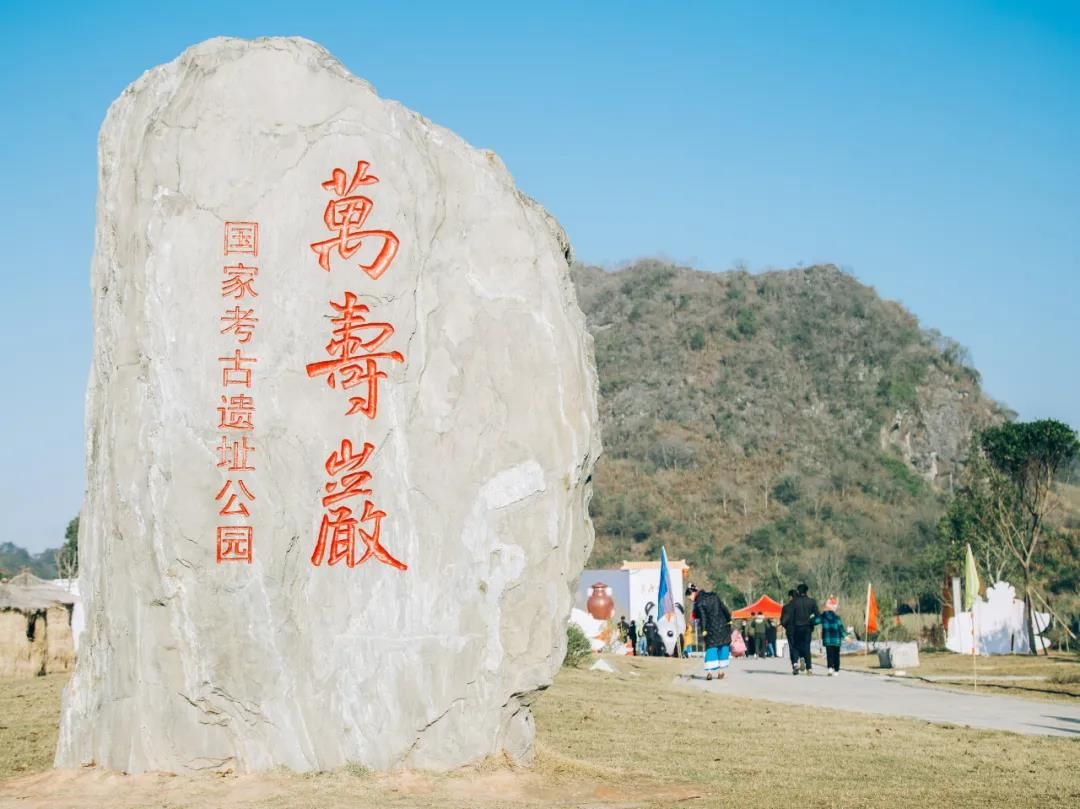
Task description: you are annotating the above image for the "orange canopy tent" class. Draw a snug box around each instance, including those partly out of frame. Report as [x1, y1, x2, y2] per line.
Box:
[731, 595, 784, 620]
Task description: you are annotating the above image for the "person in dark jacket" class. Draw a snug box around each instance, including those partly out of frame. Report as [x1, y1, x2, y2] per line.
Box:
[779, 589, 797, 667]
[643, 615, 665, 656]
[687, 583, 732, 680]
[765, 618, 778, 657]
[751, 612, 768, 658]
[627, 620, 638, 656]
[788, 583, 820, 675]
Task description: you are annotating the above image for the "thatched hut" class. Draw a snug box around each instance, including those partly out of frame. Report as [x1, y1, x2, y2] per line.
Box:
[0, 571, 77, 677]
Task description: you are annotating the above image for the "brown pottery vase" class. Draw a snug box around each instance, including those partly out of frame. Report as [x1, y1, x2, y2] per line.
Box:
[587, 582, 615, 620]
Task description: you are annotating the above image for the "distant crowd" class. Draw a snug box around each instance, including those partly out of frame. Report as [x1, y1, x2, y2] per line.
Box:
[617, 583, 849, 679]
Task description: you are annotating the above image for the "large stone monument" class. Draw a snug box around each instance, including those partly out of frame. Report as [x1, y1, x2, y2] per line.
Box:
[57, 37, 599, 773]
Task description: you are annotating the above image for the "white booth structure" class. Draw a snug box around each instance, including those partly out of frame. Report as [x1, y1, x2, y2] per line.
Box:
[946, 581, 1051, 655]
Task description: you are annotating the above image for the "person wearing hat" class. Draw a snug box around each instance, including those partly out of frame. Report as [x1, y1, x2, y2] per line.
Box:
[820, 595, 845, 675]
[686, 583, 732, 680]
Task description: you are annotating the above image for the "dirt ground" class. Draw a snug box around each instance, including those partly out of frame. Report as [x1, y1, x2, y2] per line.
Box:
[2, 656, 1079, 808]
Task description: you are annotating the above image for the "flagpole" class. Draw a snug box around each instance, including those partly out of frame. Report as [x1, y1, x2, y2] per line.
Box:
[972, 603, 977, 692]
[964, 544, 979, 693]
[865, 582, 870, 658]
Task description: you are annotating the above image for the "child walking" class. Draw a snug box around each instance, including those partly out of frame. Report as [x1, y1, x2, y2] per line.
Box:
[821, 595, 845, 675]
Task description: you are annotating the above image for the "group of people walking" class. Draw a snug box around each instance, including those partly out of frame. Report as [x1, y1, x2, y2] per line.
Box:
[617, 615, 668, 657]
[737, 613, 777, 658]
[687, 582, 847, 679]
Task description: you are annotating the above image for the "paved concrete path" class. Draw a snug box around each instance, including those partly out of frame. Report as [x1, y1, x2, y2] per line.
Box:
[679, 655, 1080, 738]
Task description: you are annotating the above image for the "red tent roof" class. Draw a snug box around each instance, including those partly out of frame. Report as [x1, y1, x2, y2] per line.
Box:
[731, 595, 784, 620]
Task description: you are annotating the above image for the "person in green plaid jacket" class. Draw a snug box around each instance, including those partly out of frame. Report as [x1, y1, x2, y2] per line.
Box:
[820, 596, 845, 675]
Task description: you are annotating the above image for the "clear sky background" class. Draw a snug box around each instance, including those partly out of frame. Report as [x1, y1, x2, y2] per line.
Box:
[1, 1, 1077, 552]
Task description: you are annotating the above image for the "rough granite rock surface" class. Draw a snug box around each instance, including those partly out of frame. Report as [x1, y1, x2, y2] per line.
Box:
[56, 37, 599, 774]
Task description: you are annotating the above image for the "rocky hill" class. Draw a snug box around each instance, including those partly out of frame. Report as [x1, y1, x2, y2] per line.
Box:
[572, 260, 1010, 606]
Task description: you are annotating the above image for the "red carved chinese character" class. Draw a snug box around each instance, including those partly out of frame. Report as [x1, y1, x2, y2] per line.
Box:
[323, 161, 379, 196]
[322, 438, 374, 508]
[217, 394, 255, 431]
[220, 306, 259, 343]
[215, 479, 255, 517]
[217, 435, 255, 471]
[216, 525, 253, 563]
[310, 506, 355, 566]
[309, 161, 399, 279]
[342, 360, 397, 418]
[224, 221, 259, 256]
[222, 263, 259, 299]
[310, 501, 406, 570]
[305, 292, 404, 418]
[219, 349, 257, 388]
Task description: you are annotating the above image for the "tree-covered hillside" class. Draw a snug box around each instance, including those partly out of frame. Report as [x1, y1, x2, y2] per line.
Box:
[0, 542, 59, 579]
[573, 260, 1011, 607]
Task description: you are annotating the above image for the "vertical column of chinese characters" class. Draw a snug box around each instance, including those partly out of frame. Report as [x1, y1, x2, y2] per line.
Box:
[306, 161, 407, 570]
[216, 221, 260, 563]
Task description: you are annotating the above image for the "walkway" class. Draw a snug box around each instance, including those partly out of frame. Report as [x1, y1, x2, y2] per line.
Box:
[680, 655, 1080, 738]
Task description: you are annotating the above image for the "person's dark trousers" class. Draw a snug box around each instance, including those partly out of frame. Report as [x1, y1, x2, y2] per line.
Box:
[786, 631, 798, 667]
[793, 626, 813, 671]
[826, 645, 840, 671]
[755, 636, 766, 657]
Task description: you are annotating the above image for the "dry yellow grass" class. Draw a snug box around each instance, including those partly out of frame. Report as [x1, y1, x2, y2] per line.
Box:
[1, 658, 1078, 808]
[843, 650, 1080, 701]
[536, 657, 1079, 807]
[0, 674, 67, 778]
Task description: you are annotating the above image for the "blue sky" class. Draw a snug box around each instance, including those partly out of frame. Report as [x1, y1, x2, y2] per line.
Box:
[1, 1, 1078, 552]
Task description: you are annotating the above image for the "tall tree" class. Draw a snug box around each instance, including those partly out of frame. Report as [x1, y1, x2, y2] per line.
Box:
[937, 449, 1017, 584]
[54, 516, 79, 580]
[979, 420, 1079, 654]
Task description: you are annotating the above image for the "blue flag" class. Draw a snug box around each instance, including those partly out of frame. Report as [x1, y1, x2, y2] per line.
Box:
[657, 546, 675, 621]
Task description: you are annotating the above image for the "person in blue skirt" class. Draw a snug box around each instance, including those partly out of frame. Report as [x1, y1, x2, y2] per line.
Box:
[686, 583, 732, 680]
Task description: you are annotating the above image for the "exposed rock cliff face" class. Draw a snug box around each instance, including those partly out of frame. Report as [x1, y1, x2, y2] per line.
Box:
[58, 37, 599, 774]
[881, 368, 996, 486]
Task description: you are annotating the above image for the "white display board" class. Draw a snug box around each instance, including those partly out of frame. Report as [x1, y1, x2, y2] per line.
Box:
[946, 581, 1051, 655]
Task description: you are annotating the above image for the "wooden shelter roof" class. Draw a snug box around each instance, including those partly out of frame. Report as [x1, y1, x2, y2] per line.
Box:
[0, 571, 77, 611]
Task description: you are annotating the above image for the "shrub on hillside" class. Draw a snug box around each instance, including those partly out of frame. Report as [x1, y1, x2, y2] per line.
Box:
[735, 308, 758, 339]
[646, 437, 698, 470]
[879, 454, 926, 498]
[772, 476, 801, 506]
[688, 325, 706, 351]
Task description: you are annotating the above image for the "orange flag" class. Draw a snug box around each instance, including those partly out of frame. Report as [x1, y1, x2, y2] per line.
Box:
[866, 583, 880, 635]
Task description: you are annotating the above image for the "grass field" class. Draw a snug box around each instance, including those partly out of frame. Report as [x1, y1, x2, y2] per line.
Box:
[842, 650, 1080, 701]
[1, 656, 1078, 808]
[0, 673, 68, 779]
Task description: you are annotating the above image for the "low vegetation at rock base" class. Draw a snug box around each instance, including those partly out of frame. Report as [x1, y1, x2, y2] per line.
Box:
[563, 623, 593, 668]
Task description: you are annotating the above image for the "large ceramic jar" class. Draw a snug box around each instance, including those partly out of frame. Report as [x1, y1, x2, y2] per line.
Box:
[586, 582, 615, 620]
